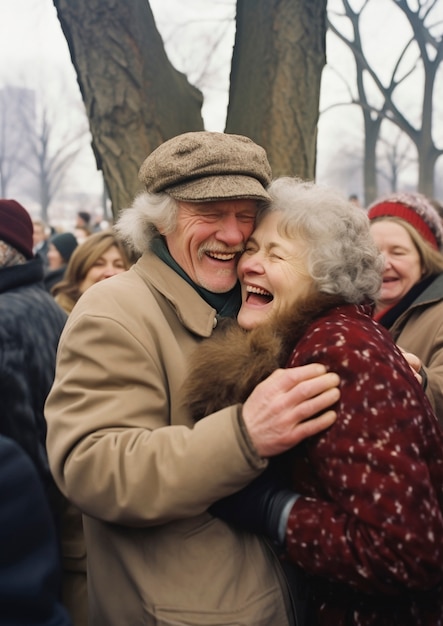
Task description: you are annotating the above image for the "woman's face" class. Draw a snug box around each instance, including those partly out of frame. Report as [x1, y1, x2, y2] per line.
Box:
[47, 243, 64, 270]
[237, 211, 314, 330]
[370, 220, 423, 311]
[79, 245, 127, 294]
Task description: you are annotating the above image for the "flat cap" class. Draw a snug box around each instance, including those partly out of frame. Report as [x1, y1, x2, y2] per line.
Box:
[138, 131, 272, 203]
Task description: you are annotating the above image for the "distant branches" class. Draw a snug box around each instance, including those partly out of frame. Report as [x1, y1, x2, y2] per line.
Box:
[326, 0, 443, 201]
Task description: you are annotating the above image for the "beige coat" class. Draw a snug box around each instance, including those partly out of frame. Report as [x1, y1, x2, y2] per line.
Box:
[385, 273, 443, 428]
[45, 252, 295, 626]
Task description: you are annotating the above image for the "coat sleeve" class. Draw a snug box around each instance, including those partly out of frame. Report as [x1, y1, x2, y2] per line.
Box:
[393, 301, 443, 430]
[283, 319, 443, 595]
[45, 294, 266, 527]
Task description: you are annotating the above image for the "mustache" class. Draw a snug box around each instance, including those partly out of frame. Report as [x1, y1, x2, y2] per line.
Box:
[198, 244, 244, 258]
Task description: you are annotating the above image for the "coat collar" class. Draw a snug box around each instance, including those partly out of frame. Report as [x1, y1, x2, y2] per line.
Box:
[134, 251, 218, 338]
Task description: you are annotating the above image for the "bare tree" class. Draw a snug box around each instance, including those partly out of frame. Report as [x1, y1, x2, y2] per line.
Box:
[53, 0, 205, 215]
[377, 126, 416, 193]
[52, 0, 327, 215]
[0, 87, 34, 197]
[327, 0, 443, 203]
[14, 93, 89, 223]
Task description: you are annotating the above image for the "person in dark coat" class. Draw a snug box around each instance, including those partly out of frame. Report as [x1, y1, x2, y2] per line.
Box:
[0, 433, 72, 625]
[0, 199, 67, 523]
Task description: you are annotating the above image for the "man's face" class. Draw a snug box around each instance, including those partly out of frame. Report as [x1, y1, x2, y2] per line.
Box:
[164, 200, 258, 293]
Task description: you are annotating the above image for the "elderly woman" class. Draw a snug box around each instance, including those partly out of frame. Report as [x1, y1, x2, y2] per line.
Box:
[368, 192, 443, 427]
[183, 177, 443, 626]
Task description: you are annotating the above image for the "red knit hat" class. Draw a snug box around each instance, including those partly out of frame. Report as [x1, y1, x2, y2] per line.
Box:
[367, 192, 443, 251]
[0, 199, 34, 259]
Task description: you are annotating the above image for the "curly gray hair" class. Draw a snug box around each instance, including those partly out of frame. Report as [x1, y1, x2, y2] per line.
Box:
[264, 177, 383, 303]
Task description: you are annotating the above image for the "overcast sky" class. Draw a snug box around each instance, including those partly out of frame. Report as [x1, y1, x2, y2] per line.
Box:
[1, 0, 442, 201]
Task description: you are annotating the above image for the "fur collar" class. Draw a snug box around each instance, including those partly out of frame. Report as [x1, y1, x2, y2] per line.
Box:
[183, 292, 344, 421]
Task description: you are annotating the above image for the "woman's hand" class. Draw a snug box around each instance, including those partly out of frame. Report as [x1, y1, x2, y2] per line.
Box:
[399, 348, 427, 389]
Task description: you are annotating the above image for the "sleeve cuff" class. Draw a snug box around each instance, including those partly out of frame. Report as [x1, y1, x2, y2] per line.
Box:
[277, 494, 300, 545]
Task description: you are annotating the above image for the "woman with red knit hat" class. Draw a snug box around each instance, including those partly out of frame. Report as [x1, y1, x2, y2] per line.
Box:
[368, 191, 443, 428]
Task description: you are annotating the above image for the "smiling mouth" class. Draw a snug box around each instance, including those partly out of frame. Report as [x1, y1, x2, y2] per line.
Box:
[246, 285, 273, 304]
[205, 251, 238, 262]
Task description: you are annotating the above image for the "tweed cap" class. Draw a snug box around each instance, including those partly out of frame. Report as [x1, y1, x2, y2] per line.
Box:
[138, 131, 272, 202]
[0, 199, 34, 259]
[368, 191, 443, 251]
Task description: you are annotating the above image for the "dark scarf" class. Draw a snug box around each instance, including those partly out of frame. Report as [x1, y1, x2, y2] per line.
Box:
[376, 274, 436, 328]
[151, 236, 241, 318]
[0, 257, 44, 294]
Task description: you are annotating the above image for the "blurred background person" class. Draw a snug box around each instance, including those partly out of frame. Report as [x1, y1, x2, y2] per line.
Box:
[50, 229, 134, 626]
[348, 193, 361, 207]
[32, 218, 50, 269]
[52, 230, 134, 314]
[73, 226, 91, 244]
[44, 232, 78, 292]
[368, 191, 443, 428]
[74, 211, 92, 243]
[75, 211, 91, 231]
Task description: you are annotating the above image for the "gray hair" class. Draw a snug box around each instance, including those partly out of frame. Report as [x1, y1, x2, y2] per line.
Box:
[265, 177, 383, 303]
[114, 191, 179, 255]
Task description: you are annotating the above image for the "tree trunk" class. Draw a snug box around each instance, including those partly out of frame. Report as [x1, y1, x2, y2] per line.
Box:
[362, 111, 382, 206]
[53, 0, 204, 216]
[225, 0, 327, 180]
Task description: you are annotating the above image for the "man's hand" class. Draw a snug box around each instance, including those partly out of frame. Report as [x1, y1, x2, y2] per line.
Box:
[242, 364, 340, 458]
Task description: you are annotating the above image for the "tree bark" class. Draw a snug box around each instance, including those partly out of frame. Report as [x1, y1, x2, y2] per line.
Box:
[53, 0, 204, 216]
[225, 0, 327, 180]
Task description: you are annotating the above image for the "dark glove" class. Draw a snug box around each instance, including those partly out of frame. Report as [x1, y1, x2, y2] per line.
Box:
[209, 468, 298, 545]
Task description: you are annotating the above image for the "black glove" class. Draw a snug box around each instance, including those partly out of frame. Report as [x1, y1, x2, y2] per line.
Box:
[209, 468, 298, 545]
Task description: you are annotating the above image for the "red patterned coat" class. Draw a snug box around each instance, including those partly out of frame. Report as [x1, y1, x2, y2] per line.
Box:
[184, 295, 443, 626]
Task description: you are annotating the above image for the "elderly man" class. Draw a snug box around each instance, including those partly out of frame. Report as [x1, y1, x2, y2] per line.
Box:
[45, 132, 340, 626]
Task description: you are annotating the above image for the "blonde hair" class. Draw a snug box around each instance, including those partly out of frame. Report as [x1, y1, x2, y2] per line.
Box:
[52, 230, 133, 313]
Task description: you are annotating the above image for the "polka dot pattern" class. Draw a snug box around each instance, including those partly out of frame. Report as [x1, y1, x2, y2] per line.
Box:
[281, 303, 443, 624]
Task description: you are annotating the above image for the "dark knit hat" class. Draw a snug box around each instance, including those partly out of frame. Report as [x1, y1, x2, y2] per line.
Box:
[50, 232, 78, 263]
[368, 191, 443, 251]
[0, 199, 34, 259]
[138, 131, 272, 203]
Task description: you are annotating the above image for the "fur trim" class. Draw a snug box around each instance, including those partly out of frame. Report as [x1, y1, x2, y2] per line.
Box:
[183, 293, 344, 421]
